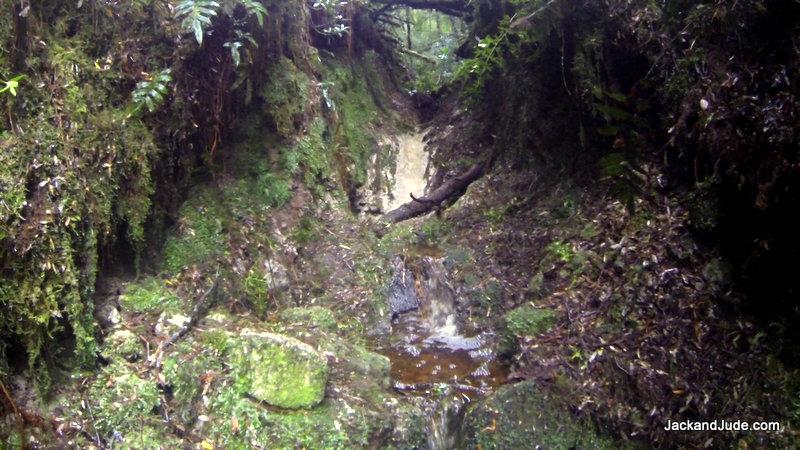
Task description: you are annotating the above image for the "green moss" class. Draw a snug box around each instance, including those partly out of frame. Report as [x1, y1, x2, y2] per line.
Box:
[204, 387, 374, 449]
[506, 305, 557, 337]
[230, 329, 329, 409]
[243, 268, 271, 316]
[460, 380, 619, 449]
[256, 172, 293, 208]
[325, 57, 385, 186]
[162, 339, 226, 424]
[119, 277, 182, 314]
[101, 329, 143, 362]
[290, 215, 322, 246]
[501, 305, 557, 355]
[279, 306, 337, 332]
[87, 361, 161, 442]
[484, 205, 508, 225]
[546, 240, 575, 263]
[345, 346, 391, 388]
[162, 188, 227, 272]
[261, 56, 311, 139]
[291, 117, 332, 197]
[0, 91, 157, 389]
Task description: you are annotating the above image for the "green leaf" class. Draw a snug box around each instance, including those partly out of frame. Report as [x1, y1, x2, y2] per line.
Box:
[193, 19, 204, 44]
[175, 0, 220, 45]
[594, 103, 632, 121]
[241, 0, 267, 27]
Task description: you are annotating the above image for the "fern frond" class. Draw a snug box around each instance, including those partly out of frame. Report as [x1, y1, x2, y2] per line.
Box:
[175, 0, 221, 45]
[132, 69, 172, 114]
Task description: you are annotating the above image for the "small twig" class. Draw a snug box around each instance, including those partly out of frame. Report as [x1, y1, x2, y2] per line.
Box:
[0, 379, 24, 444]
[613, 357, 632, 377]
[149, 268, 221, 367]
[84, 396, 102, 447]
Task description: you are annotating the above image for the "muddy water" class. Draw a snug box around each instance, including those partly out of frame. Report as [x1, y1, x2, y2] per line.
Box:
[383, 254, 508, 449]
[382, 131, 430, 212]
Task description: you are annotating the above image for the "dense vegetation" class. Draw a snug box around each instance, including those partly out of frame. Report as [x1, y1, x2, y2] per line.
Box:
[1, 0, 799, 448]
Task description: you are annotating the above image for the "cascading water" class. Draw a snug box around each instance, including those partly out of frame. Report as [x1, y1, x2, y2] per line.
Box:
[382, 130, 431, 212]
[378, 132, 507, 449]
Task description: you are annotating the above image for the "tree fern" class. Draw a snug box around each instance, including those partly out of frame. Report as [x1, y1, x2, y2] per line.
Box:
[175, 0, 221, 45]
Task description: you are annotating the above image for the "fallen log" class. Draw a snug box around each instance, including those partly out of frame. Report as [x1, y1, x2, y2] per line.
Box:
[383, 161, 486, 223]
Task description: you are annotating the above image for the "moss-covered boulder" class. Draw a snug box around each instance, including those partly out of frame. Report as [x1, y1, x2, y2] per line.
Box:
[230, 329, 329, 409]
[500, 305, 557, 355]
[279, 306, 337, 332]
[459, 380, 618, 449]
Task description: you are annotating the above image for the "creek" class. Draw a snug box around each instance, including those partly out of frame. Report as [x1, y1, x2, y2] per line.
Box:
[378, 131, 508, 449]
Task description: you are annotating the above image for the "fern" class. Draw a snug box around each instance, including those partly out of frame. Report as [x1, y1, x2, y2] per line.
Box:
[175, 0, 220, 45]
[132, 69, 172, 114]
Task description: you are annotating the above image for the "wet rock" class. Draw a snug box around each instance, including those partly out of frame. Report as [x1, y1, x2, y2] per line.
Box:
[388, 399, 428, 448]
[388, 256, 420, 315]
[262, 258, 291, 292]
[343, 346, 391, 388]
[94, 301, 121, 329]
[459, 380, 617, 449]
[230, 329, 329, 409]
[154, 312, 190, 336]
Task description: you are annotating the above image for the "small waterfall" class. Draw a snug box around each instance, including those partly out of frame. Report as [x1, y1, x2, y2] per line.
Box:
[426, 388, 470, 450]
[418, 257, 458, 335]
[384, 254, 508, 450]
[382, 130, 431, 212]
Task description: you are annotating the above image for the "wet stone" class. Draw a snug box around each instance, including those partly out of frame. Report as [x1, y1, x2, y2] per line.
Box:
[388, 256, 420, 315]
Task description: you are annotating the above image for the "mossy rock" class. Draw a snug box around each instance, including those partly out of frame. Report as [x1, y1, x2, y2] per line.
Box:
[279, 306, 337, 332]
[204, 388, 388, 449]
[161, 188, 227, 272]
[101, 329, 142, 362]
[344, 346, 391, 389]
[230, 329, 329, 409]
[500, 305, 557, 355]
[459, 380, 618, 449]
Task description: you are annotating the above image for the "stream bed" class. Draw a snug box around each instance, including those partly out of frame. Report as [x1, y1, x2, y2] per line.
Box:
[377, 132, 509, 449]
